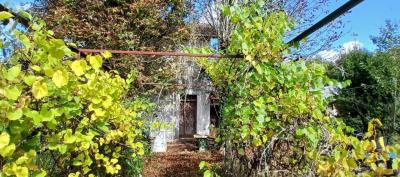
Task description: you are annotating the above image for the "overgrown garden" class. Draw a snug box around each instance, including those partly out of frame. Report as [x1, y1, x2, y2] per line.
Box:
[1, 0, 400, 177]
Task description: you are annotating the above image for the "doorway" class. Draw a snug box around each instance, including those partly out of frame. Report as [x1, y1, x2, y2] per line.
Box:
[179, 95, 197, 138]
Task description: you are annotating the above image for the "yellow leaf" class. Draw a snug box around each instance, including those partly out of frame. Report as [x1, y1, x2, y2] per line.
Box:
[378, 137, 385, 150]
[0, 143, 16, 157]
[0, 11, 14, 21]
[347, 158, 358, 168]
[30, 65, 41, 72]
[0, 131, 10, 149]
[5, 64, 21, 81]
[342, 158, 349, 170]
[138, 148, 144, 156]
[32, 80, 48, 99]
[392, 158, 399, 170]
[70, 60, 87, 76]
[13, 165, 29, 177]
[88, 55, 103, 70]
[101, 51, 112, 59]
[367, 122, 374, 133]
[102, 96, 112, 108]
[52, 70, 69, 87]
[252, 138, 262, 146]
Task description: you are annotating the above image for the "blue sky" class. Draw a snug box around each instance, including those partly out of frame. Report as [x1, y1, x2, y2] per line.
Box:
[1, 0, 399, 52]
[327, 0, 400, 51]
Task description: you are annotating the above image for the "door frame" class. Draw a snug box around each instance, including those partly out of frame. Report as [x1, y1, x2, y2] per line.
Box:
[179, 94, 197, 138]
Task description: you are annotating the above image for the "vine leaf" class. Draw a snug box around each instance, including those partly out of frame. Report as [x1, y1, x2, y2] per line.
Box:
[32, 80, 48, 99]
[52, 70, 68, 88]
[5, 64, 21, 81]
[71, 60, 87, 76]
[203, 170, 212, 177]
[0, 11, 14, 21]
[88, 55, 103, 70]
[0, 143, 16, 157]
[4, 86, 21, 100]
[0, 131, 10, 149]
[7, 108, 23, 120]
[101, 51, 112, 59]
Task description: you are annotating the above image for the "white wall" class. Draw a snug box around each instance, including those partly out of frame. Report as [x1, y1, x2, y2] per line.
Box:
[196, 92, 210, 136]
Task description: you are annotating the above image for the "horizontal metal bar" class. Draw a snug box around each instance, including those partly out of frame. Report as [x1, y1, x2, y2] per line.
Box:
[2, 0, 364, 59]
[287, 0, 364, 45]
[78, 49, 243, 59]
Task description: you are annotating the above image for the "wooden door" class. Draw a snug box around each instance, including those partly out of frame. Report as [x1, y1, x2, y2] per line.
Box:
[179, 95, 197, 138]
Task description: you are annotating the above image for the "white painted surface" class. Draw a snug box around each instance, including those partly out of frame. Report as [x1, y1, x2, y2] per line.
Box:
[197, 92, 210, 136]
[151, 130, 167, 152]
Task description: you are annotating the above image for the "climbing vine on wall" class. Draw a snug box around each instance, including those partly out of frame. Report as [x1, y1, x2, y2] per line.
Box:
[197, 1, 400, 176]
[0, 12, 150, 177]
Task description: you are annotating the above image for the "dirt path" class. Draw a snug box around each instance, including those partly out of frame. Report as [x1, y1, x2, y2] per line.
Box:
[143, 151, 223, 177]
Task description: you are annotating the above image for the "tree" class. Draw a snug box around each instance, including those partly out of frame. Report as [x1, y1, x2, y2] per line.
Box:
[371, 20, 400, 52]
[328, 49, 400, 143]
[33, 0, 190, 51]
[32, 0, 192, 94]
[193, 0, 344, 55]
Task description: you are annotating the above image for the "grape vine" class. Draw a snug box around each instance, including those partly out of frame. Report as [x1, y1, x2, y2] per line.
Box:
[0, 12, 150, 177]
[197, 1, 400, 176]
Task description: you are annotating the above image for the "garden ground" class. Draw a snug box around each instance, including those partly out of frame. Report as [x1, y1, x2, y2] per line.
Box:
[143, 141, 223, 177]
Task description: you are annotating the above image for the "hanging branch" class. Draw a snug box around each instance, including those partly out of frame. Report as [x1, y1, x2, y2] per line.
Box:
[0, 3, 85, 57]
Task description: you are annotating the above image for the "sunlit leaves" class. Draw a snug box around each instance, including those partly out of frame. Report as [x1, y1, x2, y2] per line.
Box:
[0, 132, 10, 149]
[4, 86, 21, 100]
[52, 70, 69, 87]
[379, 137, 385, 149]
[70, 60, 87, 76]
[32, 79, 48, 99]
[101, 51, 112, 59]
[63, 129, 76, 144]
[0, 143, 16, 157]
[198, 1, 400, 176]
[5, 64, 21, 81]
[7, 108, 23, 120]
[88, 55, 103, 70]
[0, 14, 147, 177]
[23, 75, 36, 86]
[0, 11, 13, 21]
[15, 167, 29, 177]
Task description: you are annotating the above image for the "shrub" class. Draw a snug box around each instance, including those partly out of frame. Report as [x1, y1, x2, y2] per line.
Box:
[0, 12, 149, 176]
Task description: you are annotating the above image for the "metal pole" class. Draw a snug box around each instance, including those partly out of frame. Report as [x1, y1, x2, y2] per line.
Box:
[287, 0, 364, 45]
[78, 49, 242, 59]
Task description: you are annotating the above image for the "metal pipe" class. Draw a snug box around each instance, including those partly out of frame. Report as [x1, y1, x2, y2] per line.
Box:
[1, 0, 364, 59]
[287, 0, 364, 45]
[79, 49, 242, 58]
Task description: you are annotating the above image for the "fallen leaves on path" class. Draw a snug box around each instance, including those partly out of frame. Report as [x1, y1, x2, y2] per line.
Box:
[143, 150, 223, 177]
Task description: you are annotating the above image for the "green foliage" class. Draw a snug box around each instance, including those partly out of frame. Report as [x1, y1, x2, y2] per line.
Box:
[316, 118, 400, 176]
[0, 15, 150, 176]
[328, 49, 400, 143]
[35, 0, 190, 51]
[0, 11, 13, 21]
[197, 1, 400, 176]
[199, 161, 220, 177]
[33, 0, 191, 95]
